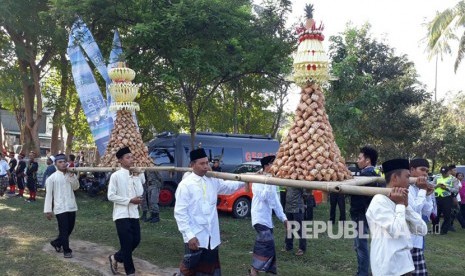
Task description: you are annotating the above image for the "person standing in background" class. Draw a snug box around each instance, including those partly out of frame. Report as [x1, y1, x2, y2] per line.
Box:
[15, 152, 26, 197]
[7, 152, 17, 194]
[351, 145, 381, 276]
[0, 152, 11, 197]
[42, 156, 57, 189]
[25, 151, 38, 202]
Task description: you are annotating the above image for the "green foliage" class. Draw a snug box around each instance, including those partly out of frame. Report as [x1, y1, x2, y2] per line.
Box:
[327, 24, 429, 160]
[425, 1, 465, 71]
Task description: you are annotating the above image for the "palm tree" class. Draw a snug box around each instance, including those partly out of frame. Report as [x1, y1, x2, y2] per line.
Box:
[425, 1, 465, 72]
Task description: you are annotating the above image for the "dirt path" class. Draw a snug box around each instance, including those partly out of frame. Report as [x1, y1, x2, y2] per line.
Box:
[42, 239, 178, 276]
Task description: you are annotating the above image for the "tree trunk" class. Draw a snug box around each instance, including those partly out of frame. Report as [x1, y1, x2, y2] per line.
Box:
[51, 54, 69, 155]
[187, 99, 197, 150]
[19, 59, 42, 154]
[233, 89, 238, 134]
[65, 102, 81, 154]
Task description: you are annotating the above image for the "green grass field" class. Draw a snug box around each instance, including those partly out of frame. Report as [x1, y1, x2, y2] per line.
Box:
[1, 191, 465, 275]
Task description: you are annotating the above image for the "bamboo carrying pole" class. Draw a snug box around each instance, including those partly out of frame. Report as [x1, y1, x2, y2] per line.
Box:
[67, 166, 410, 197]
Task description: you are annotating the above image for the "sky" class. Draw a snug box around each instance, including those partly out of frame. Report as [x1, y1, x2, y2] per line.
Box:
[283, 0, 463, 110]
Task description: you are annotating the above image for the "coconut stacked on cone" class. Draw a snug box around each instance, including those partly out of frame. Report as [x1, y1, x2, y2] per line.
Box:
[270, 4, 351, 181]
[99, 63, 153, 167]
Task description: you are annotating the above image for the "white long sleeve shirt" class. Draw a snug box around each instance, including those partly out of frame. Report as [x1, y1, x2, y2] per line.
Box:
[251, 183, 287, 228]
[107, 168, 145, 221]
[366, 194, 428, 276]
[43, 170, 79, 215]
[174, 172, 244, 249]
[408, 185, 433, 249]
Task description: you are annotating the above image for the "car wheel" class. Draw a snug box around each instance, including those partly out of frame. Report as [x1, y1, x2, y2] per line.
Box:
[232, 197, 250, 219]
[159, 185, 175, 206]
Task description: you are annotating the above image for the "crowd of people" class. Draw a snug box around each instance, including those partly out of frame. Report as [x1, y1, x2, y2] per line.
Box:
[0, 150, 39, 201]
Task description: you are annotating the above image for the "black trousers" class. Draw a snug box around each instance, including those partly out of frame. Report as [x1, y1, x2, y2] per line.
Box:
[433, 196, 453, 234]
[114, 218, 141, 275]
[280, 191, 286, 210]
[329, 193, 346, 222]
[26, 177, 36, 192]
[17, 175, 25, 190]
[285, 212, 307, 252]
[53, 211, 76, 253]
[461, 204, 465, 224]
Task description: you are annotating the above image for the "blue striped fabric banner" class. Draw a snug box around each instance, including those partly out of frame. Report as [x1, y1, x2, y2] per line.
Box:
[67, 19, 113, 156]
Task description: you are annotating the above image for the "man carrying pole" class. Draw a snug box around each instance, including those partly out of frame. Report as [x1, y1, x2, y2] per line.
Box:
[174, 148, 245, 276]
[249, 155, 287, 275]
[108, 147, 145, 276]
[44, 154, 80, 258]
[408, 158, 434, 275]
[366, 158, 427, 276]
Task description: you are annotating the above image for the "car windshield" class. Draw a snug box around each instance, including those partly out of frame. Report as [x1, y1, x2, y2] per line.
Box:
[149, 148, 175, 165]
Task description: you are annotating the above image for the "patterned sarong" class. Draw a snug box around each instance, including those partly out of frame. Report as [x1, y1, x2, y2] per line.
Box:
[411, 248, 428, 276]
[251, 224, 277, 274]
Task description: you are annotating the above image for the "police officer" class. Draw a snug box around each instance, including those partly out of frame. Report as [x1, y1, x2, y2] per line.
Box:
[433, 166, 460, 234]
[141, 170, 163, 223]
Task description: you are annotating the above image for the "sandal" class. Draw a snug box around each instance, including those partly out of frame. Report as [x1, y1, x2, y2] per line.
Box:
[295, 249, 305, 256]
[248, 268, 259, 276]
[109, 254, 118, 275]
[50, 241, 62, 253]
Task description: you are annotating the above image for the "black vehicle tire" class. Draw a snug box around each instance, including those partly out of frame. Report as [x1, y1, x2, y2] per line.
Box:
[159, 185, 176, 207]
[232, 197, 251, 219]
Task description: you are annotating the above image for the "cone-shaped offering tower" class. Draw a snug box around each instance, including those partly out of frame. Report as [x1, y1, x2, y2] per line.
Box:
[271, 4, 351, 181]
[99, 63, 153, 167]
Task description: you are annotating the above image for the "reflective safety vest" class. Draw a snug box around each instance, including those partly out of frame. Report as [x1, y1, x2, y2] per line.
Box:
[435, 176, 454, 197]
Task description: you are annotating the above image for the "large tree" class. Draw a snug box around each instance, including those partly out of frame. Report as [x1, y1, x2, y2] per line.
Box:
[128, 0, 294, 148]
[0, 0, 63, 153]
[48, 0, 294, 149]
[327, 24, 429, 160]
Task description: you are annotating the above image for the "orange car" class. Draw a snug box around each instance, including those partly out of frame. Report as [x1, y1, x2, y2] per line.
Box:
[217, 161, 324, 218]
[217, 161, 261, 218]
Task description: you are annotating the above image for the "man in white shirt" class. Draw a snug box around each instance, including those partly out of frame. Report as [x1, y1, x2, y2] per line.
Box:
[174, 148, 245, 276]
[107, 147, 145, 276]
[249, 155, 287, 276]
[408, 158, 434, 276]
[43, 154, 79, 258]
[366, 159, 427, 276]
[0, 151, 11, 197]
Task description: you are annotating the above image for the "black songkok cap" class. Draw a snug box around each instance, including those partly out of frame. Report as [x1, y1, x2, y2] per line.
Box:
[190, 148, 207, 162]
[116, 147, 131, 159]
[410, 158, 430, 169]
[54, 154, 66, 162]
[260, 155, 276, 168]
[382, 158, 410, 174]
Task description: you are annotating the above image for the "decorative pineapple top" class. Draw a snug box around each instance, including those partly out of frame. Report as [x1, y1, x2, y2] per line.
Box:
[292, 3, 329, 87]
